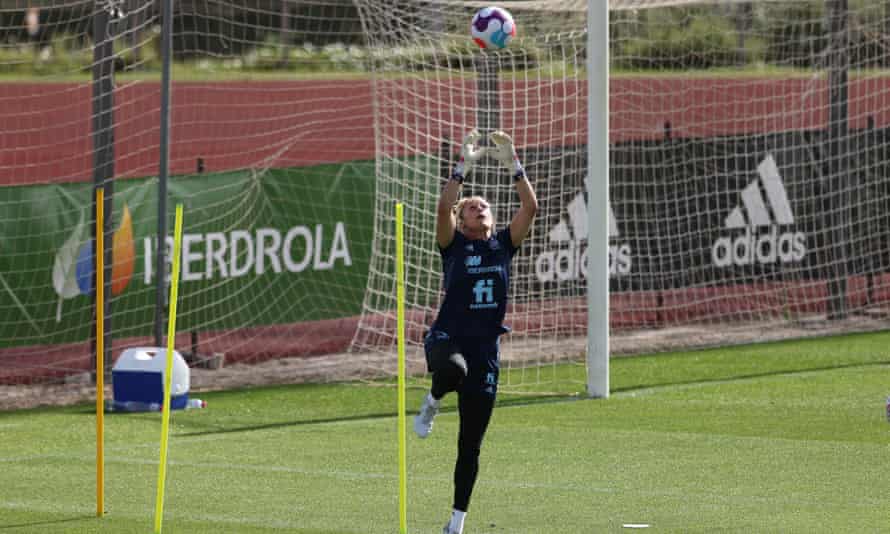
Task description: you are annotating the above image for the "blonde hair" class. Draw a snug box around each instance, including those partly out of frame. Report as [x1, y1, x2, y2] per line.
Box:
[454, 195, 492, 231]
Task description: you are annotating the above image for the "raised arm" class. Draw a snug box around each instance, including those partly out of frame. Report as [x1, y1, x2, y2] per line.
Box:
[510, 175, 538, 247]
[436, 178, 461, 249]
[490, 131, 538, 247]
[437, 130, 485, 249]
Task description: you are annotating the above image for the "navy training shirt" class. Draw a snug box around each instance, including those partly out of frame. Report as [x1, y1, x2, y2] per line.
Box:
[430, 227, 518, 338]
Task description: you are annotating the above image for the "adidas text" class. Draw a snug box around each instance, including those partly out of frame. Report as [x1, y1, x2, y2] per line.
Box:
[535, 242, 631, 282]
[711, 227, 806, 267]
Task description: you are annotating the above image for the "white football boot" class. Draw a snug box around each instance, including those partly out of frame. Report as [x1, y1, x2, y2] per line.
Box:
[413, 394, 439, 438]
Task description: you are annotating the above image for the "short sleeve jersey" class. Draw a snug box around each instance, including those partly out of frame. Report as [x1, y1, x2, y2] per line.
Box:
[430, 227, 518, 338]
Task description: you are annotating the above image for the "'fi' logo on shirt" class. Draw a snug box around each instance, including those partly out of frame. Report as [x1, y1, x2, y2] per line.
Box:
[472, 279, 494, 304]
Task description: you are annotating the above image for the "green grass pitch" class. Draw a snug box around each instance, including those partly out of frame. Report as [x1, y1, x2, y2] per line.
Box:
[3, 330, 890, 533]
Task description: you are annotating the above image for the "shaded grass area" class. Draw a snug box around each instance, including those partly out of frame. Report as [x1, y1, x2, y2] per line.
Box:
[2, 330, 890, 532]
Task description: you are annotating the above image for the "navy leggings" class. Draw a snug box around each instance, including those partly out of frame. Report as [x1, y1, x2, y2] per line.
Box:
[453, 390, 495, 511]
[424, 330, 499, 512]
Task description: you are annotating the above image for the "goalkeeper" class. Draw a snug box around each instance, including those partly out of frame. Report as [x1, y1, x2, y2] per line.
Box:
[414, 129, 538, 534]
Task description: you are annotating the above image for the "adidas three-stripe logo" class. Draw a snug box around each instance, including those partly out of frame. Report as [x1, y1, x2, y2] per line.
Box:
[547, 193, 619, 243]
[712, 154, 807, 267]
[724, 154, 794, 228]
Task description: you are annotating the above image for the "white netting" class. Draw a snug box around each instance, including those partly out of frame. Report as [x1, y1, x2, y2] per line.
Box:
[3, 1, 890, 400]
[0, 1, 376, 390]
[350, 1, 589, 388]
[352, 0, 890, 391]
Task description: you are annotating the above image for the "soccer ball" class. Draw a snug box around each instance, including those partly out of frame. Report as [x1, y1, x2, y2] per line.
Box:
[471, 6, 516, 50]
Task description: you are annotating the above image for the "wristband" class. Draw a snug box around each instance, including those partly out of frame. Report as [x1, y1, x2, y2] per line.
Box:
[451, 158, 468, 184]
[513, 162, 526, 182]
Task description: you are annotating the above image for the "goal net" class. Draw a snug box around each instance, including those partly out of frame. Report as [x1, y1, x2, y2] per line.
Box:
[0, 0, 376, 394]
[351, 0, 591, 389]
[353, 0, 890, 390]
[3, 1, 890, 401]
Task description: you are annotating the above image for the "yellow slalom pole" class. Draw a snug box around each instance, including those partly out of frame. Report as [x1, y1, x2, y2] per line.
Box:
[154, 204, 184, 534]
[95, 187, 105, 518]
[395, 202, 408, 534]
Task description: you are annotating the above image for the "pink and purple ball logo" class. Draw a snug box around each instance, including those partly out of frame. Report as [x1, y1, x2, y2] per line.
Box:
[471, 7, 516, 50]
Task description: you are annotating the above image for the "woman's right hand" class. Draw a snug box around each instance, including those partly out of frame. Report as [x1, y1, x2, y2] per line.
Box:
[452, 129, 485, 182]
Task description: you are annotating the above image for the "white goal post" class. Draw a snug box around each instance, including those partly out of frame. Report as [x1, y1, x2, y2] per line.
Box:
[588, 0, 610, 398]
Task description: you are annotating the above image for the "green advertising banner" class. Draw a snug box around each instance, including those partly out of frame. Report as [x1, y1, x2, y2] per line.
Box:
[0, 163, 376, 347]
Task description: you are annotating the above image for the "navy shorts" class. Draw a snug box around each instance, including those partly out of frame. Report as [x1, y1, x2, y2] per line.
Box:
[424, 330, 500, 397]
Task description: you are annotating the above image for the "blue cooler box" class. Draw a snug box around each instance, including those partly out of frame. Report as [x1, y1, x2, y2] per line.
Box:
[112, 347, 190, 410]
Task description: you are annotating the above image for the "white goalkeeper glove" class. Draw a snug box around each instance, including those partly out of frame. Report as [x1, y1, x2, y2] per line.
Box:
[451, 129, 485, 183]
[489, 130, 526, 181]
